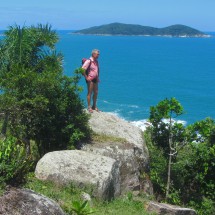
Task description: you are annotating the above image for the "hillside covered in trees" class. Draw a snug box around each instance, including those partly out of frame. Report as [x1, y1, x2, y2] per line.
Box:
[74, 23, 209, 37]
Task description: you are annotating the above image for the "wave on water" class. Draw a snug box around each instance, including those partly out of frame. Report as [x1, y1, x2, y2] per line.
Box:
[106, 108, 187, 132]
[131, 118, 187, 132]
[106, 109, 122, 118]
[122, 104, 139, 108]
[162, 119, 187, 126]
[177, 120, 187, 125]
[131, 119, 152, 131]
[101, 100, 187, 132]
[102, 100, 140, 109]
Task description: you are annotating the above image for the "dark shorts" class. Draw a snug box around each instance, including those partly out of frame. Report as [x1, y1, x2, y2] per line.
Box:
[86, 78, 98, 84]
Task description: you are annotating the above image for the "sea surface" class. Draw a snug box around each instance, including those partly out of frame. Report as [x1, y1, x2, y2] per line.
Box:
[1, 30, 215, 128]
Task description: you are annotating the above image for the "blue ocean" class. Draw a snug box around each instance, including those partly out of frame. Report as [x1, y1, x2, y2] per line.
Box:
[56, 31, 215, 127]
[1, 30, 215, 127]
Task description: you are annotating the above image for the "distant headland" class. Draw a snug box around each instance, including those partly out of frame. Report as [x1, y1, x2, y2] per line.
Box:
[73, 23, 210, 38]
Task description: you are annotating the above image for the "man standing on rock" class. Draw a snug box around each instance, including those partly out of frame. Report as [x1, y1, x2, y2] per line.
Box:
[82, 49, 100, 113]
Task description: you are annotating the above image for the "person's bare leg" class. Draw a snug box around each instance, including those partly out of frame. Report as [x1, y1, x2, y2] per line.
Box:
[87, 81, 94, 110]
[92, 82, 98, 110]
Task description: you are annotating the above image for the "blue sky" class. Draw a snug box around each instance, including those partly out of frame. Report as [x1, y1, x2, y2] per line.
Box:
[0, 0, 214, 31]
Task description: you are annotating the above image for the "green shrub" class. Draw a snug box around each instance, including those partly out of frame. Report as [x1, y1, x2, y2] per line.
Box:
[145, 107, 215, 214]
[0, 136, 33, 186]
[188, 198, 215, 215]
[67, 200, 96, 215]
[144, 129, 167, 199]
[0, 25, 91, 156]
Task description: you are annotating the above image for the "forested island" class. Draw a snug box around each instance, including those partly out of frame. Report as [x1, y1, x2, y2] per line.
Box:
[74, 22, 210, 37]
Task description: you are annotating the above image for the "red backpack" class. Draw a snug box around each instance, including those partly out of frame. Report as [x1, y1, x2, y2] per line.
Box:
[82, 58, 91, 76]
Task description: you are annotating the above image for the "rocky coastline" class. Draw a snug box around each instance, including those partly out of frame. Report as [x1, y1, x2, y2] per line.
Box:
[0, 111, 197, 215]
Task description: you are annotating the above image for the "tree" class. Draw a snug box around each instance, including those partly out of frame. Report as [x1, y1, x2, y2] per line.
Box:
[146, 98, 215, 213]
[171, 118, 215, 214]
[149, 98, 185, 199]
[184, 118, 215, 200]
[0, 24, 90, 156]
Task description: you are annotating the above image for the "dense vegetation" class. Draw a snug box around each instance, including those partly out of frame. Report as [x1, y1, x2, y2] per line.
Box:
[0, 24, 90, 186]
[75, 23, 206, 37]
[146, 98, 215, 215]
[0, 24, 90, 153]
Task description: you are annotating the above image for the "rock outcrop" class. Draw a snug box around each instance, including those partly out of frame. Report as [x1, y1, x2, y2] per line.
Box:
[35, 150, 120, 200]
[145, 201, 197, 215]
[83, 141, 152, 195]
[83, 111, 152, 194]
[89, 111, 148, 152]
[33, 111, 196, 214]
[35, 111, 150, 200]
[0, 188, 65, 215]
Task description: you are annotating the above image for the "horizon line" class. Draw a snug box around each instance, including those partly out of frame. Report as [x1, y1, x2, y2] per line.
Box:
[1, 29, 215, 32]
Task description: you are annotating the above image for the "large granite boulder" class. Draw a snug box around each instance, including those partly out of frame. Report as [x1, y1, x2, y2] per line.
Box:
[145, 201, 196, 215]
[83, 111, 152, 194]
[89, 111, 148, 154]
[35, 150, 120, 200]
[83, 141, 153, 195]
[0, 188, 65, 215]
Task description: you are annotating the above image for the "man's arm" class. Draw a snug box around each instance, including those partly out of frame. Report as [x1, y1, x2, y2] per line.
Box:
[82, 60, 91, 80]
[82, 69, 88, 79]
